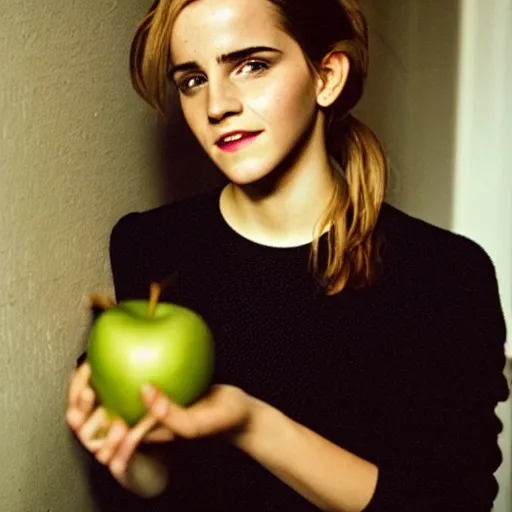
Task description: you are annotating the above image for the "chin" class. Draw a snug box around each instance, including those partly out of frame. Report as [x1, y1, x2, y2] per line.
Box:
[217, 161, 277, 188]
[212, 144, 300, 191]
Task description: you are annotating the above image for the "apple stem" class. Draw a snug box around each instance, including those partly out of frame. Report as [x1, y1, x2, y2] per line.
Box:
[149, 282, 161, 317]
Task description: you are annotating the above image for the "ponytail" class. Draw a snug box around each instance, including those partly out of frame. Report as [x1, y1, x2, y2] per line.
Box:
[310, 115, 387, 294]
[129, 0, 389, 295]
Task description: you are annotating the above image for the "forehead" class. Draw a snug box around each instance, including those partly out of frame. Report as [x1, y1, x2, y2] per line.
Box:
[170, 0, 285, 62]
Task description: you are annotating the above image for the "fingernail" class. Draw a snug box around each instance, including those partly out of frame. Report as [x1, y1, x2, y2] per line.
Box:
[153, 396, 169, 418]
[141, 384, 157, 403]
[111, 420, 126, 436]
[111, 459, 126, 476]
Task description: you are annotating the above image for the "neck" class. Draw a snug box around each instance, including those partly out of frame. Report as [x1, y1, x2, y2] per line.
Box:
[220, 118, 337, 248]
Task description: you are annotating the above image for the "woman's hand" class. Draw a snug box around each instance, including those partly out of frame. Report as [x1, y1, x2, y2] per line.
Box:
[141, 383, 258, 441]
[65, 362, 173, 491]
[66, 363, 258, 492]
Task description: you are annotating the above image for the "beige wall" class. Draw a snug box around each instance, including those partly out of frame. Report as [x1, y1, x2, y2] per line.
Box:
[357, 0, 460, 230]
[358, 1, 511, 510]
[1, 1, 509, 510]
[0, 2, 161, 510]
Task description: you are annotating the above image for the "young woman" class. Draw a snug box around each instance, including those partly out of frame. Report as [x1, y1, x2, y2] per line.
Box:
[66, 0, 509, 510]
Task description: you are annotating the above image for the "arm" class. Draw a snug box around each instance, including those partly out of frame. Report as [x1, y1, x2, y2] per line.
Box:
[361, 241, 509, 511]
[237, 242, 507, 512]
[71, 358, 171, 499]
[221, 240, 507, 511]
[137, 238, 508, 511]
[234, 399, 378, 512]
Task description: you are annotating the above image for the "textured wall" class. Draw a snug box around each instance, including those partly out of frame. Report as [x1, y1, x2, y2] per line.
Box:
[0, 1, 161, 510]
[357, 0, 460, 231]
[358, 1, 511, 510]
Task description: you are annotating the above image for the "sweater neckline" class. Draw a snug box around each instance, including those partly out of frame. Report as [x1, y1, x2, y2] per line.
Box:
[209, 186, 330, 258]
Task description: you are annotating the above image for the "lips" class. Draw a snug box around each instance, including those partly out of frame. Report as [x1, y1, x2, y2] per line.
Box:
[215, 131, 263, 153]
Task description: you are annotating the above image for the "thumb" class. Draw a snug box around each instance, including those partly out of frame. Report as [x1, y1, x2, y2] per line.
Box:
[141, 385, 202, 439]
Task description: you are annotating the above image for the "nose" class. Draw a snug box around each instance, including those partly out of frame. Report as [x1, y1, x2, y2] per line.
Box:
[207, 79, 242, 125]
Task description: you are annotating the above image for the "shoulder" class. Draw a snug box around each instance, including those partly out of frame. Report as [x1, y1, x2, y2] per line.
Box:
[110, 187, 222, 240]
[377, 204, 507, 386]
[108, 187, 223, 300]
[378, 202, 498, 287]
[110, 187, 222, 255]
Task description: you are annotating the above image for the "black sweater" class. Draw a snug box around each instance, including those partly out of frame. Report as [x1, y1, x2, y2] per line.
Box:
[86, 186, 509, 511]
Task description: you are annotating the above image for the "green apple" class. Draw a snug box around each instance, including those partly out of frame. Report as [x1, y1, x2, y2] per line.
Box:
[87, 291, 214, 426]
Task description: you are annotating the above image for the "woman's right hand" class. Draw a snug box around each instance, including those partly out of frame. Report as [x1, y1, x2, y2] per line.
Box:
[66, 362, 170, 493]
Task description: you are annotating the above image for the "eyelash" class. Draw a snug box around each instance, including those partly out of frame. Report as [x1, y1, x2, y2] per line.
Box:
[176, 60, 270, 95]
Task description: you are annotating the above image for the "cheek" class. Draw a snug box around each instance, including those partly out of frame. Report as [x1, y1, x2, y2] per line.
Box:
[248, 70, 317, 127]
[181, 101, 197, 131]
[181, 100, 208, 146]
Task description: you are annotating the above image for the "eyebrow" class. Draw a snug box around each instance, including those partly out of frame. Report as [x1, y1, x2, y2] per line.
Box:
[168, 46, 282, 81]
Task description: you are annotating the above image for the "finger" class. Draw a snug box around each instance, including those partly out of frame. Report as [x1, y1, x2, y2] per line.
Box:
[68, 362, 91, 407]
[144, 385, 247, 440]
[143, 426, 175, 443]
[143, 388, 202, 439]
[110, 414, 159, 475]
[66, 386, 96, 432]
[66, 406, 88, 432]
[78, 386, 96, 416]
[95, 420, 128, 465]
[77, 407, 111, 453]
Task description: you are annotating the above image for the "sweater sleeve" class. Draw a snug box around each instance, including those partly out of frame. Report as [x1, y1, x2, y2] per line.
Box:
[85, 212, 176, 511]
[110, 212, 152, 302]
[363, 242, 509, 511]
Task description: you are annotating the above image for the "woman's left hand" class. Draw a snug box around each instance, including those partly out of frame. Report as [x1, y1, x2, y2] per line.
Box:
[142, 383, 258, 441]
[99, 384, 259, 479]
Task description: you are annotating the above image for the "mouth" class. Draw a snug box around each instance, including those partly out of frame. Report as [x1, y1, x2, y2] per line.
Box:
[215, 131, 263, 153]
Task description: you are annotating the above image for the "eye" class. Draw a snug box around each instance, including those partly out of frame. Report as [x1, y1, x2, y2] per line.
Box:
[237, 60, 270, 76]
[177, 75, 206, 94]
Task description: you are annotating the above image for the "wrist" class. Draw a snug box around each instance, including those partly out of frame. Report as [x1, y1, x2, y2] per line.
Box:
[231, 396, 287, 452]
[121, 450, 169, 498]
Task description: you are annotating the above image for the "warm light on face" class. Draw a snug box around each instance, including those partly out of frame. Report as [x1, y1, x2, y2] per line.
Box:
[170, 0, 323, 186]
[212, 6, 235, 24]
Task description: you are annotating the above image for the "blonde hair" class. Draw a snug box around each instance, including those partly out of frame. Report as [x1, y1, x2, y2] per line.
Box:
[130, 0, 388, 295]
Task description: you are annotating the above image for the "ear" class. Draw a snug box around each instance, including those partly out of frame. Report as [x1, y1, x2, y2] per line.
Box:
[316, 52, 351, 108]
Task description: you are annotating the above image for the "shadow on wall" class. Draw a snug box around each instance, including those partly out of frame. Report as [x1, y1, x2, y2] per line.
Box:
[357, 0, 460, 231]
[155, 93, 227, 205]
